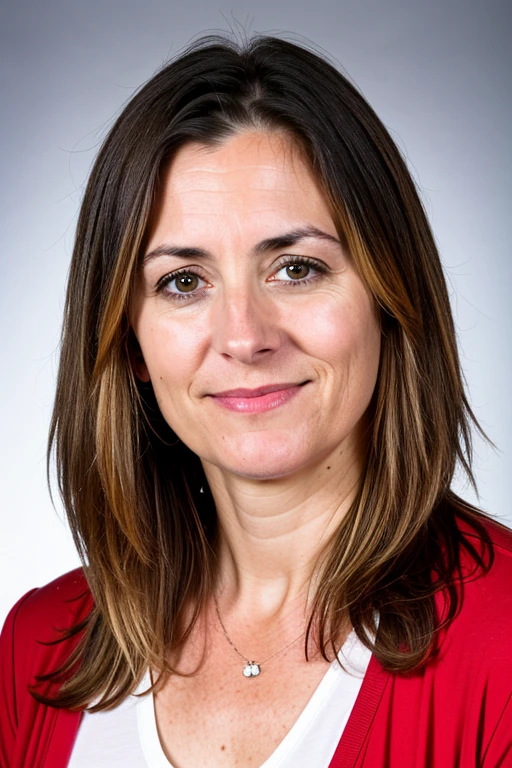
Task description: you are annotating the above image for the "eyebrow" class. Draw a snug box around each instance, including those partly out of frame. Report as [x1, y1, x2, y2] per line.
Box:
[142, 225, 342, 265]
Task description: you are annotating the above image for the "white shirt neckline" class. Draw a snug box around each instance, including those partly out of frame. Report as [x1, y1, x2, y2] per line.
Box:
[136, 628, 372, 768]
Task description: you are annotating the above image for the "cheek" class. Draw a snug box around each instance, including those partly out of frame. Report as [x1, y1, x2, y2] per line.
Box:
[295, 290, 381, 433]
[137, 311, 207, 389]
[293, 291, 380, 373]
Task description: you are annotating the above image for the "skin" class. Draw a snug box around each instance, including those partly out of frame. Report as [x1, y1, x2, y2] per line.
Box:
[130, 130, 381, 624]
[129, 130, 382, 766]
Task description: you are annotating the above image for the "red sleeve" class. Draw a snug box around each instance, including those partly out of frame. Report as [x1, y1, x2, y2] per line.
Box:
[0, 570, 91, 768]
[0, 588, 38, 768]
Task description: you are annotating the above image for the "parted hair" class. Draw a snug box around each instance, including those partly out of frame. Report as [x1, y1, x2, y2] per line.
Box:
[33, 31, 495, 711]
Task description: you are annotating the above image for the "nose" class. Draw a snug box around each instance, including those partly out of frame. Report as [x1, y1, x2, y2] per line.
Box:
[210, 285, 281, 364]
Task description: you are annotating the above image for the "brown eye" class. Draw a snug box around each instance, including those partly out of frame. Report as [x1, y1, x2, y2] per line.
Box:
[272, 257, 326, 286]
[155, 269, 207, 300]
[175, 273, 199, 292]
[285, 263, 310, 279]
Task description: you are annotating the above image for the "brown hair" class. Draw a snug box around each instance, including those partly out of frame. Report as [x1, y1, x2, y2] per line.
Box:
[34, 31, 497, 711]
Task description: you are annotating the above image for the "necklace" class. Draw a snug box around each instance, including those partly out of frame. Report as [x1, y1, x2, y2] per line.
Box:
[213, 592, 306, 678]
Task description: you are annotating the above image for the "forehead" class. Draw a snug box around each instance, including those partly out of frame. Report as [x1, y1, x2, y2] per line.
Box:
[148, 131, 335, 239]
[165, 131, 312, 186]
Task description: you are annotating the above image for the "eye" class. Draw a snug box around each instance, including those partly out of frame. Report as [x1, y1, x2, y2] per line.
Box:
[155, 268, 208, 299]
[276, 261, 313, 281]
[271, 256, 327, 285]
[153, 255, 328, 302]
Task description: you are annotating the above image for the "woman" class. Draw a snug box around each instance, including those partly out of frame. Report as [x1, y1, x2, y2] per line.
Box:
[1, 32, 511, 768]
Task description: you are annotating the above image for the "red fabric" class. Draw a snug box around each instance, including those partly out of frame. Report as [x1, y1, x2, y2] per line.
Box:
[1, 516, 511, 768]
[330, 517, 512, 768]
[0, 570, 92, 768]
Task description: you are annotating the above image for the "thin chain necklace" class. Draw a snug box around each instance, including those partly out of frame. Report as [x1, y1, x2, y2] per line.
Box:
[212, 592, 306, 678]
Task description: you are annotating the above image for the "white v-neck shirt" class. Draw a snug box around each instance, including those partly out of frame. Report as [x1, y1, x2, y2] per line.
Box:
[68, 630, 371, 768]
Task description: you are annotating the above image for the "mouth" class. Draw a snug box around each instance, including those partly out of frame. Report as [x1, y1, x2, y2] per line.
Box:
[211, 381, 310, 398]
[207, 381, 310, 414]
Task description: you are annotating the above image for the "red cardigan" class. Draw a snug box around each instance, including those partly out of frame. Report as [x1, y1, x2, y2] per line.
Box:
[1, 516, 511, 768]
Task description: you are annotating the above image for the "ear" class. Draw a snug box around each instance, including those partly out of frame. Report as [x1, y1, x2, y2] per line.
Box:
[128, 330, 151, 383]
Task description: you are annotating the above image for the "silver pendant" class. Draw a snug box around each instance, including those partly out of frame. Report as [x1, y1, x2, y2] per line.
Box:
[243, 662, 261, 677]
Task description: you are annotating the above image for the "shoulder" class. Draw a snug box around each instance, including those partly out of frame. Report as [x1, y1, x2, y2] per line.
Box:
[461, 511, 512, 553]
[360, 518, 512, 764]
[1, 568, 94, 695]
[10, 567, 92, 633]
[0, 571, 92, 760]
[437, 514, 512, 662]
[2, 568, 93, 647]
[457, 513, 512, 598]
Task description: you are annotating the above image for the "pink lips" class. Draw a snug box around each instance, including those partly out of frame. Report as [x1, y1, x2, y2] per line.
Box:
[209, 382, 308, 413]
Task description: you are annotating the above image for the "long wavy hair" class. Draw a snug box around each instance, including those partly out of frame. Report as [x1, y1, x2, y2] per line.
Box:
[33, 31, 496, 711]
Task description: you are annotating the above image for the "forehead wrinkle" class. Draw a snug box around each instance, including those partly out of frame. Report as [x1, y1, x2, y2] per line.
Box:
[171, 164, 296, 172]
[156, 208, 282, 220]
[163, 189, 307, 197]
[167, 166, 305, 189]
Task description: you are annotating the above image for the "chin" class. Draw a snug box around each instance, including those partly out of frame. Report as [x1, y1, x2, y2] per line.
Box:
[209, 432, 316, 481]
[228, 462, 302, 481]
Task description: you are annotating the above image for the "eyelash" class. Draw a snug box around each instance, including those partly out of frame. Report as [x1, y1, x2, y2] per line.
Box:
[154, 256, 328, 301]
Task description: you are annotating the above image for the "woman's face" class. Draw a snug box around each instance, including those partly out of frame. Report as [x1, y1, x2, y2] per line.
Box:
[131, 131, 381, 480]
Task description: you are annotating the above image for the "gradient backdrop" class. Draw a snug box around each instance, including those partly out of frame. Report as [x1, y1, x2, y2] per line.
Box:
[1, 0, 511, 624]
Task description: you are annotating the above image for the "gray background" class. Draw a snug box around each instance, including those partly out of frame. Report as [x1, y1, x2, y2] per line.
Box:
[1, 0, 510, 625]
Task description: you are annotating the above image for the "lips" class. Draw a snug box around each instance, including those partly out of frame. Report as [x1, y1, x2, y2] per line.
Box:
[211, 382, 308, 398]
[207, 381, 310, 414]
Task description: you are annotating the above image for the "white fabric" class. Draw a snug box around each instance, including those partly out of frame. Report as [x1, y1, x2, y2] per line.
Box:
[68, 630, 371, 768]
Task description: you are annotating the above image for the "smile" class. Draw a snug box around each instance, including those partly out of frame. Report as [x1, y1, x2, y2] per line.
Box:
[208, 382, 309, 414]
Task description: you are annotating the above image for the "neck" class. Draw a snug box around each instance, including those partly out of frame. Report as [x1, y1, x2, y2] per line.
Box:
[202, 434, 364, 624]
